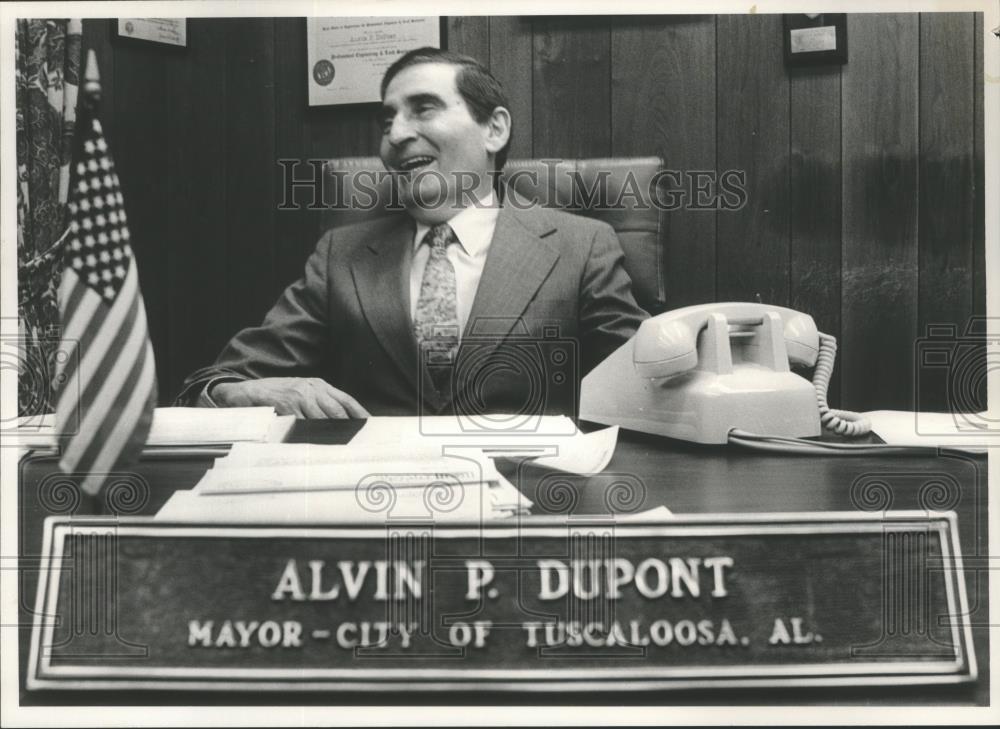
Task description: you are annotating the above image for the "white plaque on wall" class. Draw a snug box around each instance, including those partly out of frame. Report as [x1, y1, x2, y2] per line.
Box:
[306, 17, 441, 106]
[117, 18, 187, 47]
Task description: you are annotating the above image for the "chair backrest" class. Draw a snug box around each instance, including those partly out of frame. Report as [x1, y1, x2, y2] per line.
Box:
[320, 156, 666, 312]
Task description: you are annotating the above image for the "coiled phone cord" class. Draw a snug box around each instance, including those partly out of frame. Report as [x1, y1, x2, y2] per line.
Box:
[813, 333, 871, 437]
[725, 333, 905, 454]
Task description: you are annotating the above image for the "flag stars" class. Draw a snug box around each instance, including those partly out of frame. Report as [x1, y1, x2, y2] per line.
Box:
[104, 193, 116, 206]
[76, 162, 86, 175]
[79, 198, 90, 212]
[70, 239, 81, 251]
[77, 179, 88, 193]
[93, 196, 104, 209]
[110, 230, 121, 242]
[72, 256, 83, 269]
[112, 247, 122, 260]
[108, 211, 118, 224]
[103, 174, 114, 188]
[84, 140, 95, 154]
[100, 158, 110, 171]
[84, 235, 95, 247]
[104, 286, 115, 299]
[88, 271, 99, 285]
[95, 214, 107, 227]
[114, 264, 126, 278]
[81, 217, 93, 230]
[102, 269, 113, 282]
[99, 250, 111, 264]
[87, 159, 99, 172]
[85, 254, 97, 267]
[96, 138, 107, 152]
[98, 232, 109, 245]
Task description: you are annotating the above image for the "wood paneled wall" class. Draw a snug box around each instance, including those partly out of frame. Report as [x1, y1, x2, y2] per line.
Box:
[80, 14, 986, 413]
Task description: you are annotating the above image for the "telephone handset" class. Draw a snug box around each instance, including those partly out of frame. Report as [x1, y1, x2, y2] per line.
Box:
[580, 302, 870, 444]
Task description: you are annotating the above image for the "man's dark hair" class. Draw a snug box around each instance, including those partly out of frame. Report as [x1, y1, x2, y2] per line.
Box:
[381, 47, 512, 171]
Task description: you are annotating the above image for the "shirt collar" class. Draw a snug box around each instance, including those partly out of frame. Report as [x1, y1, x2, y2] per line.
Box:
[413, 191, 498, 256]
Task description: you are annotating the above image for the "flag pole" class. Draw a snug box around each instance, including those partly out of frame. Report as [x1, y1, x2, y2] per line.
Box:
[82, 49, 101, 109]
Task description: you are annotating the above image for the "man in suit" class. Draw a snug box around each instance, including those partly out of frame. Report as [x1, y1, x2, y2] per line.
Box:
[178, 48, 647, 418]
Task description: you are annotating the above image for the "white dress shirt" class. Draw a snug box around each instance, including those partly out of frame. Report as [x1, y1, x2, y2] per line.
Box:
[409, 192, 499, 338]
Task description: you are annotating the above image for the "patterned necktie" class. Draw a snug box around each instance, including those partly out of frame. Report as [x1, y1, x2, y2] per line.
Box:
[413, 222, 460, 392]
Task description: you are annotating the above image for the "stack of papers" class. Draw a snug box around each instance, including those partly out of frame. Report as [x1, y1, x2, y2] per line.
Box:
[156, 445, 533, 524]
[143, 407, 294, 445]
[12, 407, 294, 449]
[155, 415, 622, 524]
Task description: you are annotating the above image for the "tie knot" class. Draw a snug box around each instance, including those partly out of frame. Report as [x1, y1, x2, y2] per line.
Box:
[425, 223, 456, 251]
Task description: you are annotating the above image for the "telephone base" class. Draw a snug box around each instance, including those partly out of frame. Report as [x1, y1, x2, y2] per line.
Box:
[580, 346, 822, 444]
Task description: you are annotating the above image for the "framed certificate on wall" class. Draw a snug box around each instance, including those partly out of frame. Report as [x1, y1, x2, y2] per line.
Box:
[306, 17, 441, 106]
[116, 18, 187, 47]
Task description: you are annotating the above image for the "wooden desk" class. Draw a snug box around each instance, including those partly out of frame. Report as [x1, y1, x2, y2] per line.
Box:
[17, 421, 990, 705]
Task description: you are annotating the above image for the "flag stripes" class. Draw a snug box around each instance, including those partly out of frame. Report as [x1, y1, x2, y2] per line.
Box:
[53, 77, 157, 497]
[77, 345, 156, 497]
[57, 268, 149, 467]
[59, 263, 140, 410]
[55, 264, 156, 490]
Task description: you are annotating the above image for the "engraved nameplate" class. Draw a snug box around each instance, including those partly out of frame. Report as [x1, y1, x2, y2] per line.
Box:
[28, 512, 975, 691]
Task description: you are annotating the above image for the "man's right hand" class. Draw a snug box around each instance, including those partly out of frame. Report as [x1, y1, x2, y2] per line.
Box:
[211, 378, 370, 419]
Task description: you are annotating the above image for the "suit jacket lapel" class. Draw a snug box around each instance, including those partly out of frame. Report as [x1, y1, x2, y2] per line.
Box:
[452, 197, 560, 420]
[350, 215, 420, 392]
[464, 199, 560, 343]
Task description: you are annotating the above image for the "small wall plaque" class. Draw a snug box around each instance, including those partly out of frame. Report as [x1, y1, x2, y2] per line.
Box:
[115, 19, 187, 47]
[784, 14, 847, 66]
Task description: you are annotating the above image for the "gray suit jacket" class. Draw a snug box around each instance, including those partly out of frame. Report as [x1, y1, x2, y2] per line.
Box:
[177, 196, 648, 416]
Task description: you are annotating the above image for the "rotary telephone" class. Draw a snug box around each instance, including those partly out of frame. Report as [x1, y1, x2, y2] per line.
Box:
[579, 302, 870, 445]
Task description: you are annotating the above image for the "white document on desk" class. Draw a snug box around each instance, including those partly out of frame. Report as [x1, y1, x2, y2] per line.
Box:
[865, 410, 993, 453]
[351, 415, 577, 449]
[12, 407, 291, 447]
[214, 442, 444, 468]
[532, 426, 619, 476]
[156, 484, 511, 524]
[146, 407, 291, 445]
[349, 416, 618, 474]
[196, 453, 503, 495]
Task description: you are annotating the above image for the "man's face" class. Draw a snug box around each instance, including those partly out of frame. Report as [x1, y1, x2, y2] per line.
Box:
[379, 62, 496, 222]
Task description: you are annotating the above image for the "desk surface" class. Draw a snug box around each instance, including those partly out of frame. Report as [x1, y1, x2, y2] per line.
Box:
[17, 421, 990, 705]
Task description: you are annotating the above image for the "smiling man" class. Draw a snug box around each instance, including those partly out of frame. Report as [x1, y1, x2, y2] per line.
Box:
[178, 48, 647, 418]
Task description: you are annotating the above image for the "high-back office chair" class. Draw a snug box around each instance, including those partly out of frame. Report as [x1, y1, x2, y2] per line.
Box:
[319, 157, 667, 314]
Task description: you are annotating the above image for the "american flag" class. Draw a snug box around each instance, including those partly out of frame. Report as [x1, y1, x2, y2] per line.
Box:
[52, 57, 156, 497]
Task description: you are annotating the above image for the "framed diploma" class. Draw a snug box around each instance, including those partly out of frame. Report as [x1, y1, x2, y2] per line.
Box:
[115, 18, 187, 47]
[306, 17, 441, 106]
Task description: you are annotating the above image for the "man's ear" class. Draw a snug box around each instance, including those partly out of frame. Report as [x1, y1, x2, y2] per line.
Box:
[483, 106, 511, 154]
